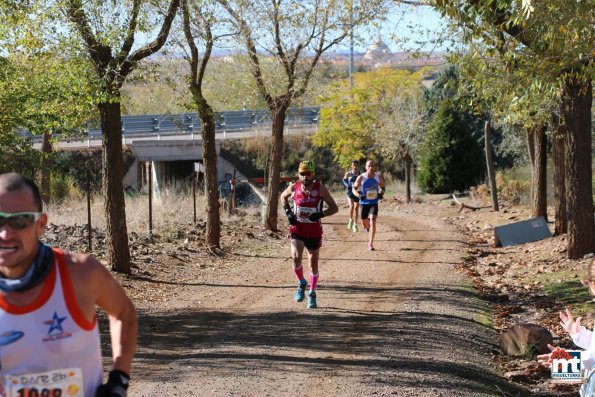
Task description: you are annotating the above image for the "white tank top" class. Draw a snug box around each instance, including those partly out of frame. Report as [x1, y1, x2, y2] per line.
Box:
[0, 249, 103, 397]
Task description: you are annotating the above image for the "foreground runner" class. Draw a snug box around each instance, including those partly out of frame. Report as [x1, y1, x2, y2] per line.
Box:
[352, 159, 385, 251]
[342, 160, 361, 232]
[280, 160, 338, 308]
[0, 173, 137, 397]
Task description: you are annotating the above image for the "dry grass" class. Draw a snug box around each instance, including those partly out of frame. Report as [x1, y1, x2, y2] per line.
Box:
[45, 191, 244, 234]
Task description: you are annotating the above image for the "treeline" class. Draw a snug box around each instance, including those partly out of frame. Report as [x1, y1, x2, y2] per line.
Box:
[0, 0, 592, 268]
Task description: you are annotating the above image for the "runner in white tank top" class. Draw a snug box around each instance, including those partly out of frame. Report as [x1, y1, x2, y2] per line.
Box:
[0, 249, 102, 397]
[0, 173, 137, 397]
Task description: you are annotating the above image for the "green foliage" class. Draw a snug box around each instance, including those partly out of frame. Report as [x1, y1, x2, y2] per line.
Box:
[422, 65, 485, 141]
[0, 132, 40, 176]
[221, 135, 341, 184]
[417, 100, 484, 193]
[51, 151, 102, 192]
[220, 138, 269, 179]
[541, 277, 590, 307]
[313, 90, 375, 167]
[423, 66, 525, 170]
[433, 0, 594, 138]
[49, 173, 82, 202]
[0, 51, 98, 139]
[314, 68, 431, 169]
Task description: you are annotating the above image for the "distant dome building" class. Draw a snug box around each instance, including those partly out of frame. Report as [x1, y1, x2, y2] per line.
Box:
[363, 40, 392, 62]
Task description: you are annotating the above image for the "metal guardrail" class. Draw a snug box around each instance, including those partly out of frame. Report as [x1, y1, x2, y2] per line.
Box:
[20, 106, 320, 143]
[42, 124, 319, 149]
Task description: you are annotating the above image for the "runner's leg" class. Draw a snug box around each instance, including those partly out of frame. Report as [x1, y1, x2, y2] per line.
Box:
[361, 205, 370, 231]
[307, 247, 320, 278]
[347, 196, 355, 229]
[291, 238, 305, 279]
[291, 238, 307, 301]
[369, 211, 378, 248]
[352, 200, 360, 232]
[306, 247, 320, 308]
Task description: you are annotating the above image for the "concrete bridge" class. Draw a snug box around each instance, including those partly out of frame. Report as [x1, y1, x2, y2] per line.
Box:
[38, 109, 319, 195]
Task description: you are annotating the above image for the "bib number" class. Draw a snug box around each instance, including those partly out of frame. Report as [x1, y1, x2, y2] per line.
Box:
[296, 206, 316, 223]
[365, 190, 378, 200]
[3, 368, 84, 397]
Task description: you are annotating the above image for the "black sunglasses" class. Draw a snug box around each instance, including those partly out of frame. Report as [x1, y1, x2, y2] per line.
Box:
[0, 211, 43, 230]
[299, 172, 312, 176]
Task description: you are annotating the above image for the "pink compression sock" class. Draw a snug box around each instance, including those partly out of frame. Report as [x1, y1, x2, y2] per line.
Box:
[310, 273, 319, 292]
[294, 265, 305, 281]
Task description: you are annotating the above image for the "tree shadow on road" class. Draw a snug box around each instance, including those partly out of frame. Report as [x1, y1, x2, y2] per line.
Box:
[100, 283, 536, 396]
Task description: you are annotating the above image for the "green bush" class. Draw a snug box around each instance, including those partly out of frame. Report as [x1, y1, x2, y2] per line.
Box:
[50, 173, 81, 202]
[220, 135, 342, 184]
[417, 100, 484, 193]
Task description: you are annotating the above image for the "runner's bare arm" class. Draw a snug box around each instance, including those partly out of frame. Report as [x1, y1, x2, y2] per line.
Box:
[71, 253, 138, 375]
[280, 183, 296, 205]
[319, 184, 338, 217]
[379, 174, 386, 189]
[342, 172, 350, 188]
[352, 175, 363, 197]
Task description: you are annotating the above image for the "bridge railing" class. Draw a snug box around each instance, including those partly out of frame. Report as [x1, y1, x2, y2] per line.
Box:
[21, 107, 320, 144]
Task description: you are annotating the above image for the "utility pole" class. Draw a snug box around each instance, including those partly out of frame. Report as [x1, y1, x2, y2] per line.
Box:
[349, 3, 354, 88]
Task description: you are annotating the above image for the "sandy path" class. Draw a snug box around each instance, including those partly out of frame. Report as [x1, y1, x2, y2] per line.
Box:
[126, 210, 527, 396]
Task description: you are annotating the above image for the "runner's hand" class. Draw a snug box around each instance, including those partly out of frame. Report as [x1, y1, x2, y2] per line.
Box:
[537, 344, 557, 368]
[96, 370, 130, 397]
[308, 212, 325, 222]
[378, 191, 384, 200]
[560, 308, 582, 337]
[284, 203, 298, 226]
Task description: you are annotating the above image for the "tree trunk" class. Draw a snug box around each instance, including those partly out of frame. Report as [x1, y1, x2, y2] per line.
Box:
[551, 112, 567, 235]
[198, 100, 221, 249]
[265, 102, 289, 232]
[532, 124, 548, 220]
[99, 99, 131, 274]
[404, 152, 412, 204]
[484, 121, 499, 211]
[526, 127, 535, 169]
[561, 75, 594, 258]
[40, 131, 52, 206]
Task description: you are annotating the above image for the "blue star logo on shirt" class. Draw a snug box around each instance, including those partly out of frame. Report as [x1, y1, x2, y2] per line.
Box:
[44, 311, 67, 335]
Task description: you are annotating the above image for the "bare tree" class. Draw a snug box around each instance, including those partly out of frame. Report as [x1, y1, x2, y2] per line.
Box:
[66, 0, 180, 273]
[373, 71, 426, 203]
[217, 0, 386, 231]
[181, 0, 223, 248]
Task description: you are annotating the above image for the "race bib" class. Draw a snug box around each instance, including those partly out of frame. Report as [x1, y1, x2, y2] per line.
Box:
[296, 206, 316, 223]
[3, 368, 84, 397]
[365, 190, 378, 200]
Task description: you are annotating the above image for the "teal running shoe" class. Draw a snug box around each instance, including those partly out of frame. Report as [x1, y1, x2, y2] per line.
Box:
[347, 219, 353, 230]
[307, 291, 317, 308]
[295, 279, 307, 302]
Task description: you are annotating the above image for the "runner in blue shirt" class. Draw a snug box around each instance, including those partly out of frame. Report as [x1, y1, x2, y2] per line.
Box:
[342, 160, 360, 232]
[352, 160, 385, 251]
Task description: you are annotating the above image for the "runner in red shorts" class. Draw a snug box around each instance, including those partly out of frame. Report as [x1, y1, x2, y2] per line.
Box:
[280, 160, 338, 308]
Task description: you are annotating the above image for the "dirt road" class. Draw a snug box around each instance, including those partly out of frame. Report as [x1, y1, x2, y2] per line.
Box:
[125, 210, 527, 396]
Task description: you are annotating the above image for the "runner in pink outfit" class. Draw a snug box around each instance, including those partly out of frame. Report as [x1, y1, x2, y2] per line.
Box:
[280, 161, 338, 308]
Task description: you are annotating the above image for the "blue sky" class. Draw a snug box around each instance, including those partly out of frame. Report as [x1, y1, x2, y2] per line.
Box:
[345, 4, 449, 54]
